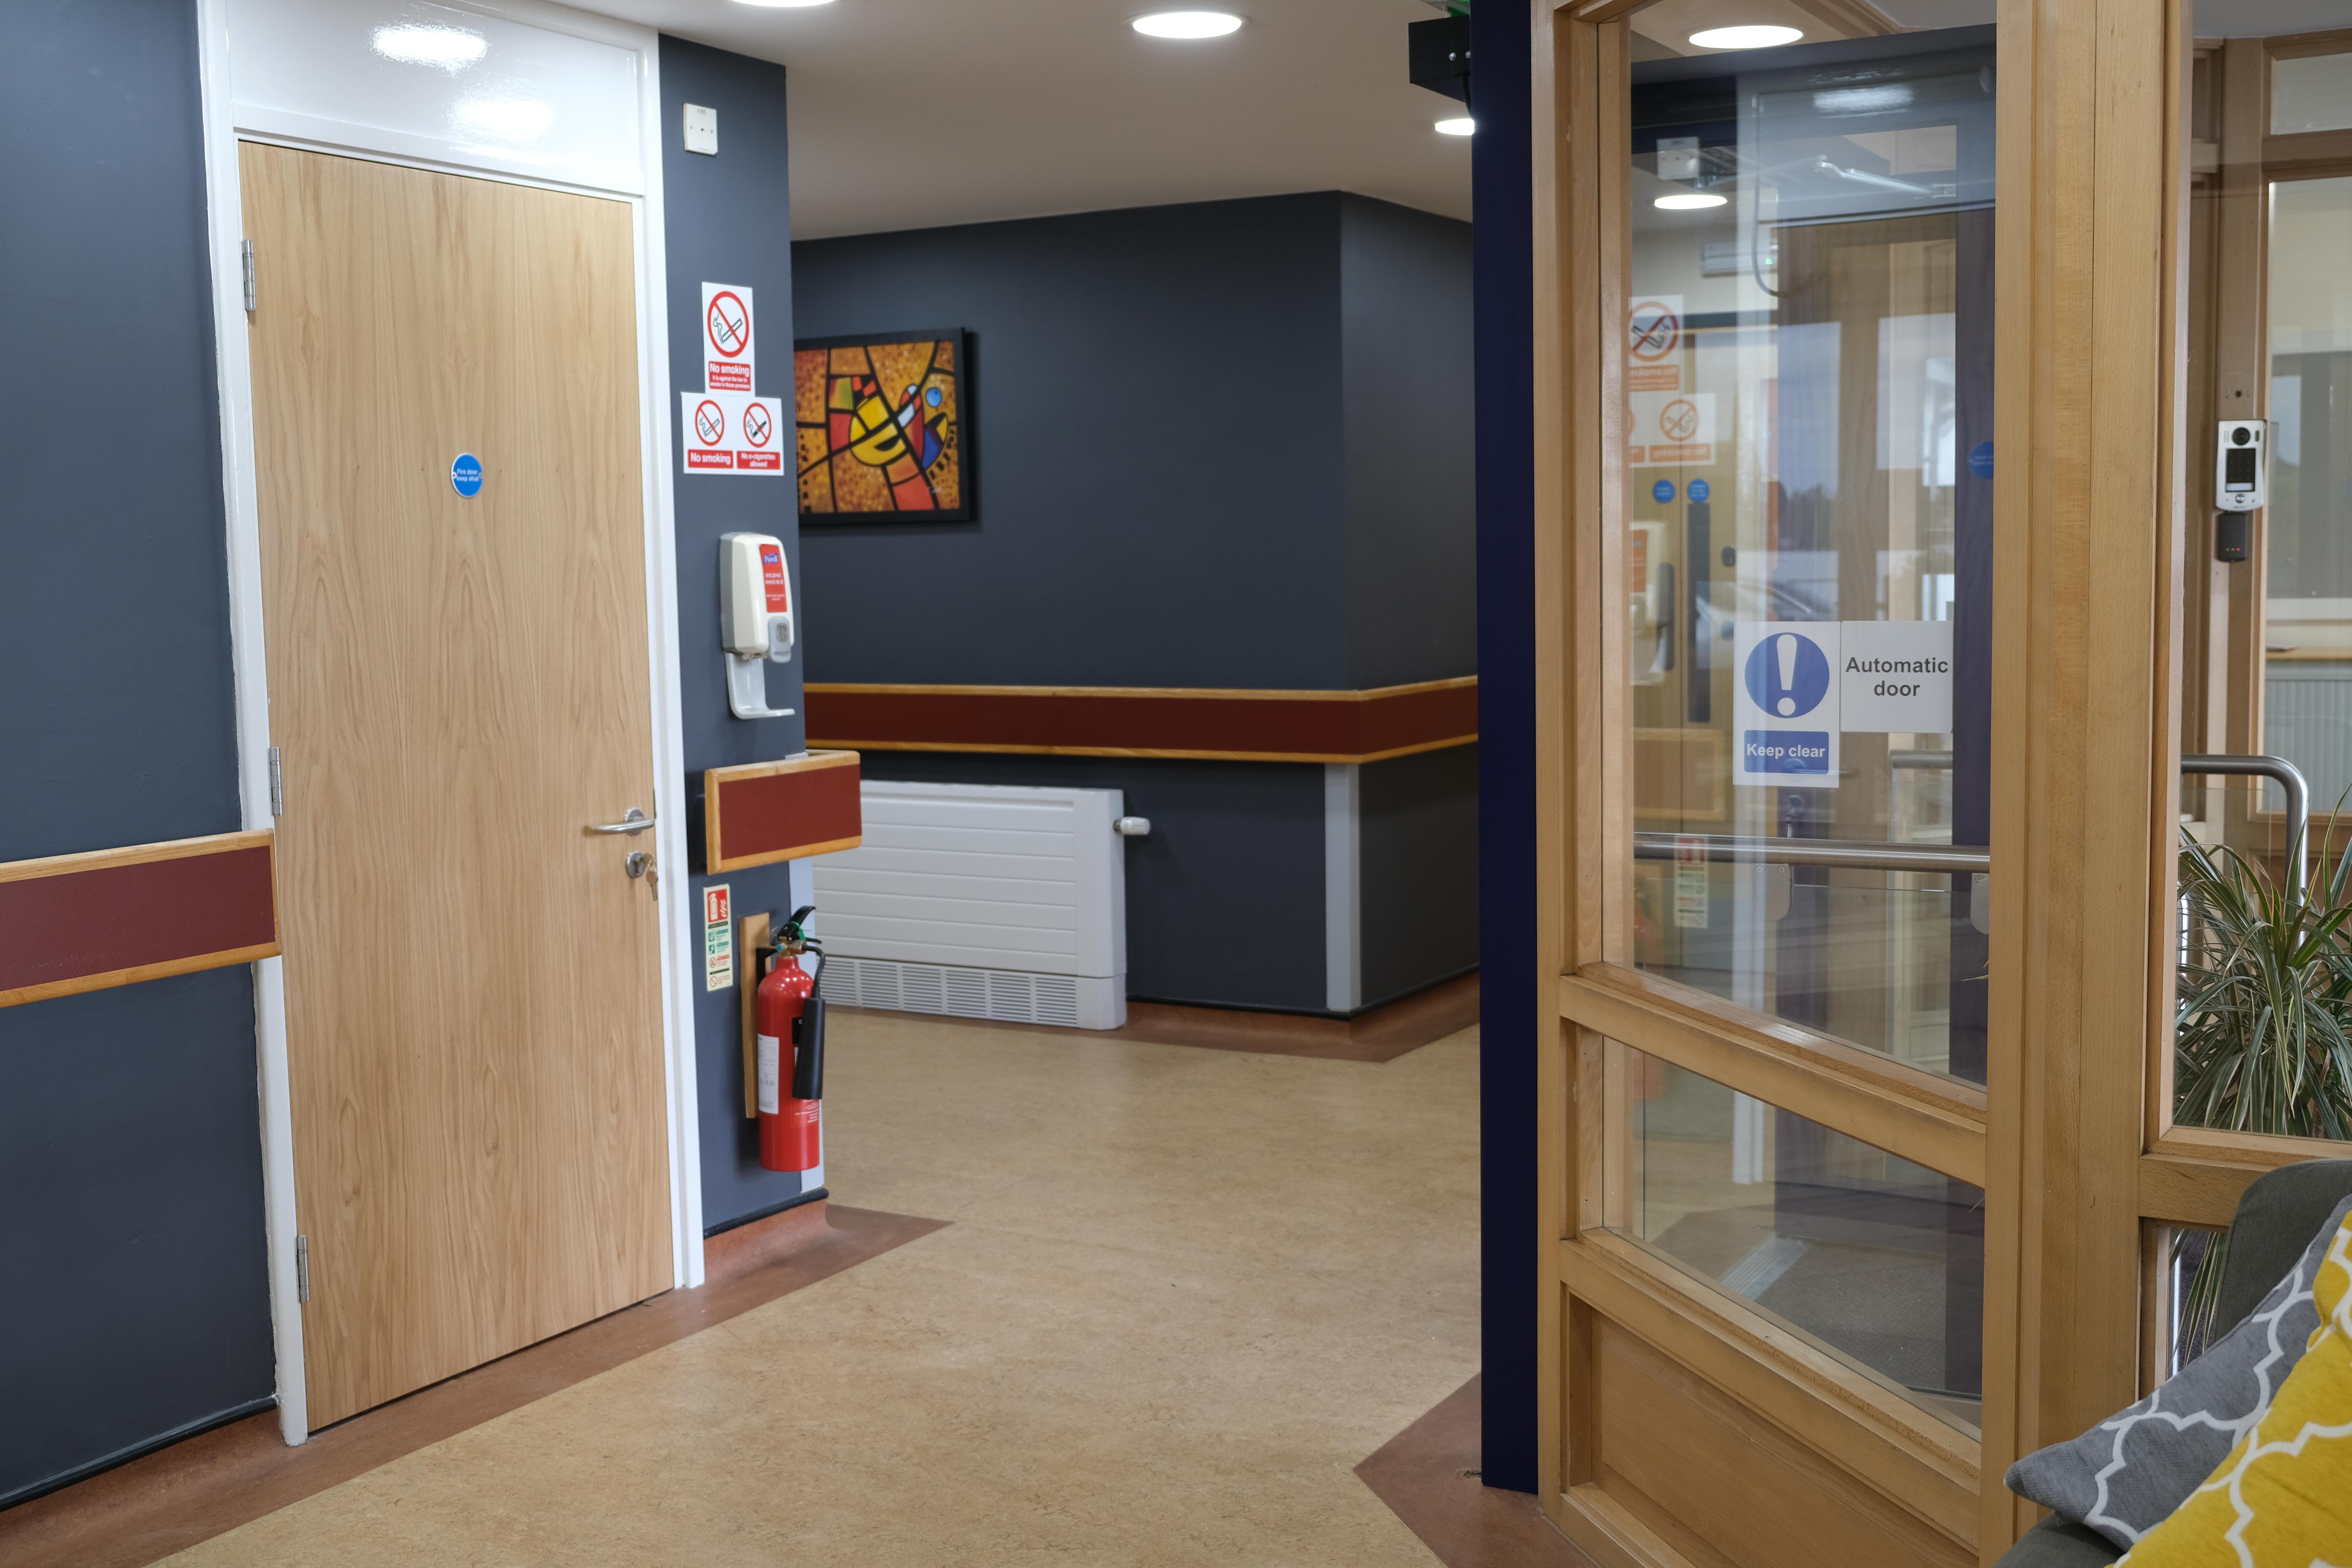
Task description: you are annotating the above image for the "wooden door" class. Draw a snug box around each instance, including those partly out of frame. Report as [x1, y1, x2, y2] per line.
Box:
[241, 144, 671, 1429]
[1530, 6, 2188, 1564]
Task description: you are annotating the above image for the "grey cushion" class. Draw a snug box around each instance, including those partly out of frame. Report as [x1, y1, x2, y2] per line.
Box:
[2214, 1159, 2352, 1332]
[2003, 1188, 2352, 1550]
[1995, 1514, 2123, 1568]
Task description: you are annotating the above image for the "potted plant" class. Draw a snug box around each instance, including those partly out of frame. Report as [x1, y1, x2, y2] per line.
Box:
[2173, 827, 2352, 1348]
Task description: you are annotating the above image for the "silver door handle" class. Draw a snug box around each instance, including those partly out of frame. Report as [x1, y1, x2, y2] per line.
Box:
[588, 807, 655, 836]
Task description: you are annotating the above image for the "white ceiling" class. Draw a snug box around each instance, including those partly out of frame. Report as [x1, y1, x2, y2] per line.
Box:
[568, 0, 2345, 239]
[573, 0, 1473, 239]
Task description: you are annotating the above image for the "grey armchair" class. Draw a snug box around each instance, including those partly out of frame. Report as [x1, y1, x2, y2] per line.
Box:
[1992, 1159, 2352, 1566]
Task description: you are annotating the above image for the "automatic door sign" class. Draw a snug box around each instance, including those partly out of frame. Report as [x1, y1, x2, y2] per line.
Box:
[681, 391, 786, 476]
[1733, 622, 1840, 785]
[1629, 390, 1715, 467]
[1628, 295, 1683, 392]
[703, 283, 754, 392]
[1839, 619, 1954, 733]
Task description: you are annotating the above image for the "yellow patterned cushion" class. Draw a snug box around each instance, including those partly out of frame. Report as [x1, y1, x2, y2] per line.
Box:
[2120, 1212, 2352, 1566]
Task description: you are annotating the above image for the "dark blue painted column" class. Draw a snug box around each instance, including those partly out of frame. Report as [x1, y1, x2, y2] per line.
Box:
[1472, 0, 1539, 1496]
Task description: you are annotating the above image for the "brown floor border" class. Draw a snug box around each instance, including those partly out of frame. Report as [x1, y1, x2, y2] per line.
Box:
[0, 1201, 946, 1568]
[1357, 1375, 1599, 1568]
[840, 971, 1480, 1065]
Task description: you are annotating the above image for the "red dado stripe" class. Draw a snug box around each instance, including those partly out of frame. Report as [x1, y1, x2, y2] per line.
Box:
[803, 679, 1478, 763]
[0, 835, 279, 1006]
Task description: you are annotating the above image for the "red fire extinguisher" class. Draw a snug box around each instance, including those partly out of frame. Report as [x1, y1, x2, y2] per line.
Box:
[757, 904, 827, 1173]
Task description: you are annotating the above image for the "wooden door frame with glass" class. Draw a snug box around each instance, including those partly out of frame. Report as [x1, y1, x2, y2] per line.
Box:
[193, 0, 703, 1447]
[2188, 28, 2352, 880]
[2148, 5, 2352, 1418]
[1530, 2, 2193, 1562]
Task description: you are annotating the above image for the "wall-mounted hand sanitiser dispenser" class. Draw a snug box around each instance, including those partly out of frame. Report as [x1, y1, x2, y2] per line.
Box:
[721, 532, 795, 720]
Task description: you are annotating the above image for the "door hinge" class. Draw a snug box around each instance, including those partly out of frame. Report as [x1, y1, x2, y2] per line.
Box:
[240, 240, 256, 313]
[267, 746, 284, 817]
[294, 1233, 311, 1304]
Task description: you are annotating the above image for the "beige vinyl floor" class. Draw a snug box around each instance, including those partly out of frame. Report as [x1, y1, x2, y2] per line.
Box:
[168, 1008, 1482, 1566]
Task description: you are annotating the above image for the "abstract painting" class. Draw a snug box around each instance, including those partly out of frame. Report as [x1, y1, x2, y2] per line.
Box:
[795, 331, 968, 521]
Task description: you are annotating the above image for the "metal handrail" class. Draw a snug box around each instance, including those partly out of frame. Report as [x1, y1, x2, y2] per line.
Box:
[2182, 753, 2310, 894]
[1632, 832, 1988, 874]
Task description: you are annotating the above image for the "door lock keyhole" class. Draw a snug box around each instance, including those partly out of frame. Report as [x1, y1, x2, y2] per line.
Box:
[626, 850, 649, 879]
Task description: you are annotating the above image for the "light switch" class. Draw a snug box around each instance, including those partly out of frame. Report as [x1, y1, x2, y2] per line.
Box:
[684, 103, 718, 156]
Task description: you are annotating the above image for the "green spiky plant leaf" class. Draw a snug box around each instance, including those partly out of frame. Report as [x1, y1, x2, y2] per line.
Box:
[2173, 823, 2352, 1351]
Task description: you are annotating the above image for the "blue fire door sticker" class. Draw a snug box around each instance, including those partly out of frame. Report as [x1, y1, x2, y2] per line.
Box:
[1652, 479, 1675, 503]
[1689, 478, 1710, 502]
[451, 453, 483, 497]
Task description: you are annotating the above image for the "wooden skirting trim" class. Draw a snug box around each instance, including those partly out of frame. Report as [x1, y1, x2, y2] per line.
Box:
[0, 1203, 947, 1568]
[837, 971, 1479, 1064]
[802, 676, 1478, 764]
[0, 830, 278, 1009]
[703, 750, 862, 873]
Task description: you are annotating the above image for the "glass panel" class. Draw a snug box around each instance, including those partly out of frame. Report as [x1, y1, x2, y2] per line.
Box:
[2273, 52, 2352, 136]
[1626, 19, 1995, 1083]
[1623, 1047, 1984, 1432]
[2263, 174, 2352, 809]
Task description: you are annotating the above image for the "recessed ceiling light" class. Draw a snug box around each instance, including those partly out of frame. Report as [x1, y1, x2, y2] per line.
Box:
[733, 0, 836, 7]
[371, 23, 486, 70]
[1133, 11, 1244, 38]
[1435, 116, 1475, 136]
[1688, 24, 1804, 48]
[1654, 192, 1729, 210]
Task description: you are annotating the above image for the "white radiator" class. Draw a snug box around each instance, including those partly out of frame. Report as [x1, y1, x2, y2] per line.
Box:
[812, 781, 1127, 1029]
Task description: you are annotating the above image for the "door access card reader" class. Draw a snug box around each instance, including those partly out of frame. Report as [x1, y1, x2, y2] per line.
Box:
[2216, 420, 2268, 512]
[2214, 420, 2268, 564]
[721, 532, 795, 720]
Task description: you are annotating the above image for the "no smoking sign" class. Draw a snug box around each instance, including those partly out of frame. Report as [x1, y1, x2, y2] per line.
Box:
[702, 282, 755, 392]
[681, 390, 784, 475]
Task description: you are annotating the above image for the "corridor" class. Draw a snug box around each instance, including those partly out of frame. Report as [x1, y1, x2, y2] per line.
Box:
[158, 1010, 1484, 1564]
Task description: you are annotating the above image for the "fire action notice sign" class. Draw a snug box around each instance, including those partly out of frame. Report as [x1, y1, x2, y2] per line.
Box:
[1732, 620, 1955, 787]
[683, 283, 782, 477]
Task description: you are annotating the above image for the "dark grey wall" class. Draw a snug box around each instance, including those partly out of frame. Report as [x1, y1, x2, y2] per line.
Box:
[1340, 196, 1478, 690]
[792, 194, 1476, 1015]
[794, 194, 1351, 688]
[0, 0, 274, 1508]
[658, 36, 817, 1232]
[1360, 744, 1481, 1008]
[860, 753, 1327, 1012]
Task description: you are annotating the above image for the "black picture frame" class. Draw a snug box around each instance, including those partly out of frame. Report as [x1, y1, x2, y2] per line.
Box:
[794, 328, 971, 524]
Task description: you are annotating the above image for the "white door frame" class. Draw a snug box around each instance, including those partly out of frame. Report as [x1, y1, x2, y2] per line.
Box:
[193, 0, 704, 1447]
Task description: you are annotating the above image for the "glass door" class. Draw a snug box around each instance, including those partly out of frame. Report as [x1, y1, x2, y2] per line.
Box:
[1534, 3, 2189, 1563]
[1622, 28, 1995, 1432]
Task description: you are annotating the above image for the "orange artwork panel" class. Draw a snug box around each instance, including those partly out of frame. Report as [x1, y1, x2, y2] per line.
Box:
[795, 332, 969, 520]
